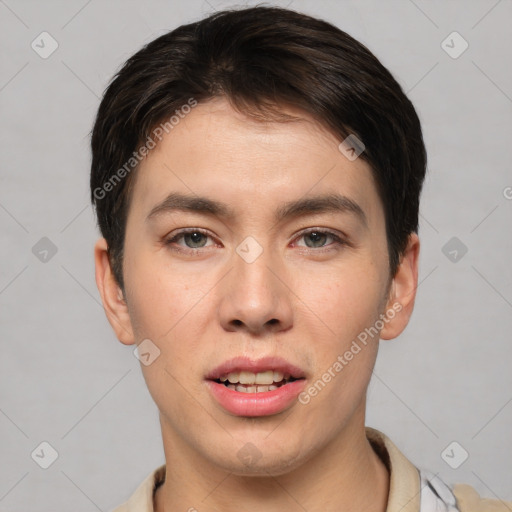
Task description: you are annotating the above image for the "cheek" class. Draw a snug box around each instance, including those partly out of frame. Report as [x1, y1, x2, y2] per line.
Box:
[294, 267, 383, 434]
[292, 261, 385, 409]
[123, 250, 211, 426]
[123, 247, 219, 404]
[124, 246, 206, 341]
[294, 260, 385, 347]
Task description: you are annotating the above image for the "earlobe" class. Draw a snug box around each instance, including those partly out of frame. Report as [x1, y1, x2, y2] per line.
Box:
[94, 237, 135, 345]
[380, 233, 420, 340]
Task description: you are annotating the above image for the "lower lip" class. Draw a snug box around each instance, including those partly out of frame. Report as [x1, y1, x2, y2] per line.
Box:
[205, 379, 306, 417]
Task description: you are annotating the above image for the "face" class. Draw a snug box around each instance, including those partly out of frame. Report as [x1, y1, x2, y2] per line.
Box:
[96, 96, 418, 476]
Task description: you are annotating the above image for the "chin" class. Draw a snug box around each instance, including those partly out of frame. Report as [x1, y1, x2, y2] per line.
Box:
[206, 441, 311, 477]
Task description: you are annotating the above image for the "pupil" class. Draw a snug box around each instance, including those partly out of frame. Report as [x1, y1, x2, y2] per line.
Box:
[306, 231, 326, 248]
[186, 232, 206, 248]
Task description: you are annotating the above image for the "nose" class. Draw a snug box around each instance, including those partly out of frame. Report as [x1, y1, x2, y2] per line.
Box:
[217, 245, 294, 335]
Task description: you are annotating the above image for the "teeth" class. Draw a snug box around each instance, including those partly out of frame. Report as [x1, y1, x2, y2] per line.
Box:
[227, 372, 240, 384]
[239, 371, 256, 385]
[236, 385, 251, 392]
[233, 384, 279, 393]
[221, 370, 287, 385]
[221, 373, 289, 393]
[255, 370, 274, 385]
[273, 371, 284, 382]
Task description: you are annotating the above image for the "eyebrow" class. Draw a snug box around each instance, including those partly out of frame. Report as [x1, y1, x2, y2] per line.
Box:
[146, 191, 367, 227]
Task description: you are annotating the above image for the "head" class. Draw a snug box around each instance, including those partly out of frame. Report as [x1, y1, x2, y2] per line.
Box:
[91, 6, 425, 475]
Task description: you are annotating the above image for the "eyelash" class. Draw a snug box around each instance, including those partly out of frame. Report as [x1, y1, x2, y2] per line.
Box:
[163, 227, 347, 254]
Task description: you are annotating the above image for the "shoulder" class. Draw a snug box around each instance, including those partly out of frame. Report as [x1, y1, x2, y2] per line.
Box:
[365, 427, 511, 512]
[109, 464, 166, 512]
[452, 483, 512, 512]
[418, 470, 512, 512]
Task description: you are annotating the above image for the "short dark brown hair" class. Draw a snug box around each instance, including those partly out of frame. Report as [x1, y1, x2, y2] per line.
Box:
[90, 5, 427, 290]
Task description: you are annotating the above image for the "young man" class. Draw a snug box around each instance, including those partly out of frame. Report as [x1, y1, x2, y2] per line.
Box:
[90, 6, 510, 512]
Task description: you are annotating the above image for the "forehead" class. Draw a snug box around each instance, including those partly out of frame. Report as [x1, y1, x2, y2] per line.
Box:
[150, 97, 342, 169]
[129, 97, 382, 225]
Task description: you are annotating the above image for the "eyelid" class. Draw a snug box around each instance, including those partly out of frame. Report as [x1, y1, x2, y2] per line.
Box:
[164, 226, 348, 253]
[292, 227, 348, 249]
[294, 226, 345, 238]
[164, 228, 219, 250]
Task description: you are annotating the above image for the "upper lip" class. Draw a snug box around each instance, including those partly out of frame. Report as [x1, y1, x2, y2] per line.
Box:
[205, 356, 306, 381]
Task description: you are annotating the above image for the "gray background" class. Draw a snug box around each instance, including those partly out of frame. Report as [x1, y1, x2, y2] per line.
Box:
[1, 0, 511, 510]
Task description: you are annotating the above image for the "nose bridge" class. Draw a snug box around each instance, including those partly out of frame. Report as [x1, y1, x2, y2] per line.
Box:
[218, 236, 293, 333]
[233, 239, 279, 310]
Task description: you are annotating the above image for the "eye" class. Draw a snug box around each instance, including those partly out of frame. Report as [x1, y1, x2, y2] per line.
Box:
[295, 229, 346, 250]
[164, 228, 216, 251]
[163, 227, 347, 254]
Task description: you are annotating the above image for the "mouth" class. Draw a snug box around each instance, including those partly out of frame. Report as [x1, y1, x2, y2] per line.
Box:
[214, 370, 301, 393]
[205, 357, 307, 416]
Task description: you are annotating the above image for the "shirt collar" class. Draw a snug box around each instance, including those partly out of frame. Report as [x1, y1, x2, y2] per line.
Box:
[120, 427, 421, 512]
[366, 427, 421, 512]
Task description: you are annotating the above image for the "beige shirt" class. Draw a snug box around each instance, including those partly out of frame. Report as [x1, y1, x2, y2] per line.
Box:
[111, 427, 511, 512]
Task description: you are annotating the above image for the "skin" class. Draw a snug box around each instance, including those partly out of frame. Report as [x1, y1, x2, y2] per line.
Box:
[95, 96, 419, 512]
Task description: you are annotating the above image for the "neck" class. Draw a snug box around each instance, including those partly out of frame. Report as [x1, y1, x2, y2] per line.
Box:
[155, 410, 389, 512]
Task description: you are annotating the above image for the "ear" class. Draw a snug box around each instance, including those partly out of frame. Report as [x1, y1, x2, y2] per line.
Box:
[380, 233, 420, 340]
[94, 237, 135, 345]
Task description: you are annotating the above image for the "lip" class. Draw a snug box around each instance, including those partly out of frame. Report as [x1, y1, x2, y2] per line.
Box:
[205, 379, 306, 417]
[205, 356, 307, 417]
[205, 356, 306, 381]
